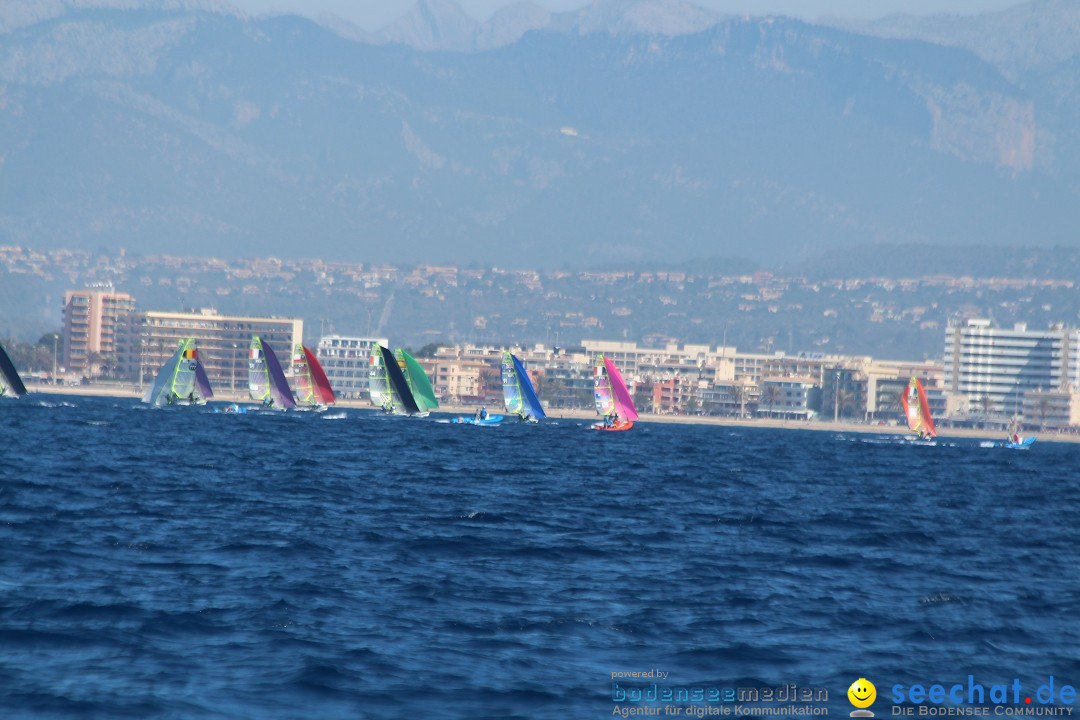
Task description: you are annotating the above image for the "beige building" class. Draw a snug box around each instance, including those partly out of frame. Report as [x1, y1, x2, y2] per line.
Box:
[61, 285, 137, 376]
[135, 309, 302, 394]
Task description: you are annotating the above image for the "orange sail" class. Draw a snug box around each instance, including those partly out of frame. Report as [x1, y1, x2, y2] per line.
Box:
[901, 376, 937, 439]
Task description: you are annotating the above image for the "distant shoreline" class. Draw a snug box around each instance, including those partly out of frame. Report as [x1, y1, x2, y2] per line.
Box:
[26, 382, 1077, 444]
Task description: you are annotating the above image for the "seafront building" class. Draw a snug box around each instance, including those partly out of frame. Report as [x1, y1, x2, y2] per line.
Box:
[134, 309, 303, 392]
[61, 285, 137, 375]
[944, 318, 1080, 415]
[315, 335, 387, 399]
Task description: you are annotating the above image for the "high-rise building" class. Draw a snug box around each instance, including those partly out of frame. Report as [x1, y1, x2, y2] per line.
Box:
[944, 318, 1080, 414]
[315, 335, 387, 399]
[135, 309, 302, 394]
[61, 285, 137, 376]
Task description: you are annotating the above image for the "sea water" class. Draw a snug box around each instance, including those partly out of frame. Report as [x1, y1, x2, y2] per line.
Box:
[1, 396, 1077, 718]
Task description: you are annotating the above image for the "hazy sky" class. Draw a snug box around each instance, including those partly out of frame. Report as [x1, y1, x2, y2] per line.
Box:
[225, 0, 1025, 32]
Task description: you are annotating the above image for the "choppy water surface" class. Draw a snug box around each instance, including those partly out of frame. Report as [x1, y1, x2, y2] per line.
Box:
[1, 397, 1077, 718]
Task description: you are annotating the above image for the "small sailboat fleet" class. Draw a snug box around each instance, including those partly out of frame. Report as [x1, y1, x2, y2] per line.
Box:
[901, 375, 936, 442]
[144, 335, 336, 413]
[592, 354, 638, 431]
[0, 341, 28, 398]
[142, 338, 214, 406]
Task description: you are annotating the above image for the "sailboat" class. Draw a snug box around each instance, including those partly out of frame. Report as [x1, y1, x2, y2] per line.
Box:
[0, 341, 28, 398]
[249, 336, 296, 410]
[368, 344, 420, 415]
[593, 354, 639, 431]
[396, 348, 439, 415]
[901, 375, 936, 441]
[502, 351, 545, 423]
[996, 416, 1036, 449]
[142, 338, 214, 406]
[291, 344, 336, 411]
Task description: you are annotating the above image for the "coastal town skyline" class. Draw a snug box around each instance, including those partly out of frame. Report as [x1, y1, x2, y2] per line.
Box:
[4, 244, 1079, 370]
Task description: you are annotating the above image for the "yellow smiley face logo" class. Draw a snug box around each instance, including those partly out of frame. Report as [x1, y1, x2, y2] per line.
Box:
[848, 678, 876, 708]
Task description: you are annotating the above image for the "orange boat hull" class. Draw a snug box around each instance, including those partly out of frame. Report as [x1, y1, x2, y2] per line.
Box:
[593, 420, 634, 431]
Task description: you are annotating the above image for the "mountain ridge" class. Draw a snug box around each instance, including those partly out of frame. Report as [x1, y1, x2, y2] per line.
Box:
[1, 1, 1078, 268]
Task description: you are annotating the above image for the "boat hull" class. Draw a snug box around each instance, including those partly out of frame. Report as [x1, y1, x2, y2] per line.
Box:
[996, 436, 1036, 449]
[592, 420, 634, 431]
[453, 415, 503, 425]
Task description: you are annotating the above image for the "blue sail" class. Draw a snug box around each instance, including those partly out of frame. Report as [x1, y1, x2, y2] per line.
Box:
[502, 352, 545, 421]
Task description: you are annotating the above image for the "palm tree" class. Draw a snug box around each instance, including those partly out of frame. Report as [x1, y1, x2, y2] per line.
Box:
[762, 384, 782, 419]
[732, 384, 747, 418]
[977, 394, 995, 415]
[544, 377, 567, 408]
[836, 385, 857, 420]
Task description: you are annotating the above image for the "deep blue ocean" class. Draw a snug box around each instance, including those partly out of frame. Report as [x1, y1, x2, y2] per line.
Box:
[2, 396, 1078, 719]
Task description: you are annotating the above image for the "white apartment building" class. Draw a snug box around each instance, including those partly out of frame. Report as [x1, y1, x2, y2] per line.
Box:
[315, 335, 388, 399]
[944, 318, 1080, 414]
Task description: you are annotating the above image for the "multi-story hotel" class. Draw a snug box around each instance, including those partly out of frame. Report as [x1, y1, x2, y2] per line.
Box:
[61, 285, 137, 375]
[315, 335, 387, 399]
[134, 309, 303, 393]
[944, 318, 1080, 414]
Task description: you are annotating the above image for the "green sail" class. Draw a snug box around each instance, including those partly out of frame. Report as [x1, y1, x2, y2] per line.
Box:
[396, 349, 439, 413]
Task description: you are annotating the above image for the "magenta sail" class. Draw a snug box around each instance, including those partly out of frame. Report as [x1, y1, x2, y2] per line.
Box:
[603, 356, 639, 421]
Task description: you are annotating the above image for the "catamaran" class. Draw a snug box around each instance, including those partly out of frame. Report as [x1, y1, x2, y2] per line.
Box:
[502, 351, 545, 422]
[291, 344, 336, 411]
[0, 341, 28, 398]
[368, 344, 420, 415]
[142, 338, 214, 406]
[901, 375, 936, 441]
[593, 354, 638, 431]
[249, 336, 296, 410]
[396, 348, 439, 415]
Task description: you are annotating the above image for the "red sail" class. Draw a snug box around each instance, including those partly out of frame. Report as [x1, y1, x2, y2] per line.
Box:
[303, 346, 336, 405]
[901, 376, 936, 438]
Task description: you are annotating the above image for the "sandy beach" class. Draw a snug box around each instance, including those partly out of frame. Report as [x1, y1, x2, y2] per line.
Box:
[26, 381, 1074, 444]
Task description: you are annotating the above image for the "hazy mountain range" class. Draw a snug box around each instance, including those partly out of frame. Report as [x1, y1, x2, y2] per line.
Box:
[2, 0, 1080, 269]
